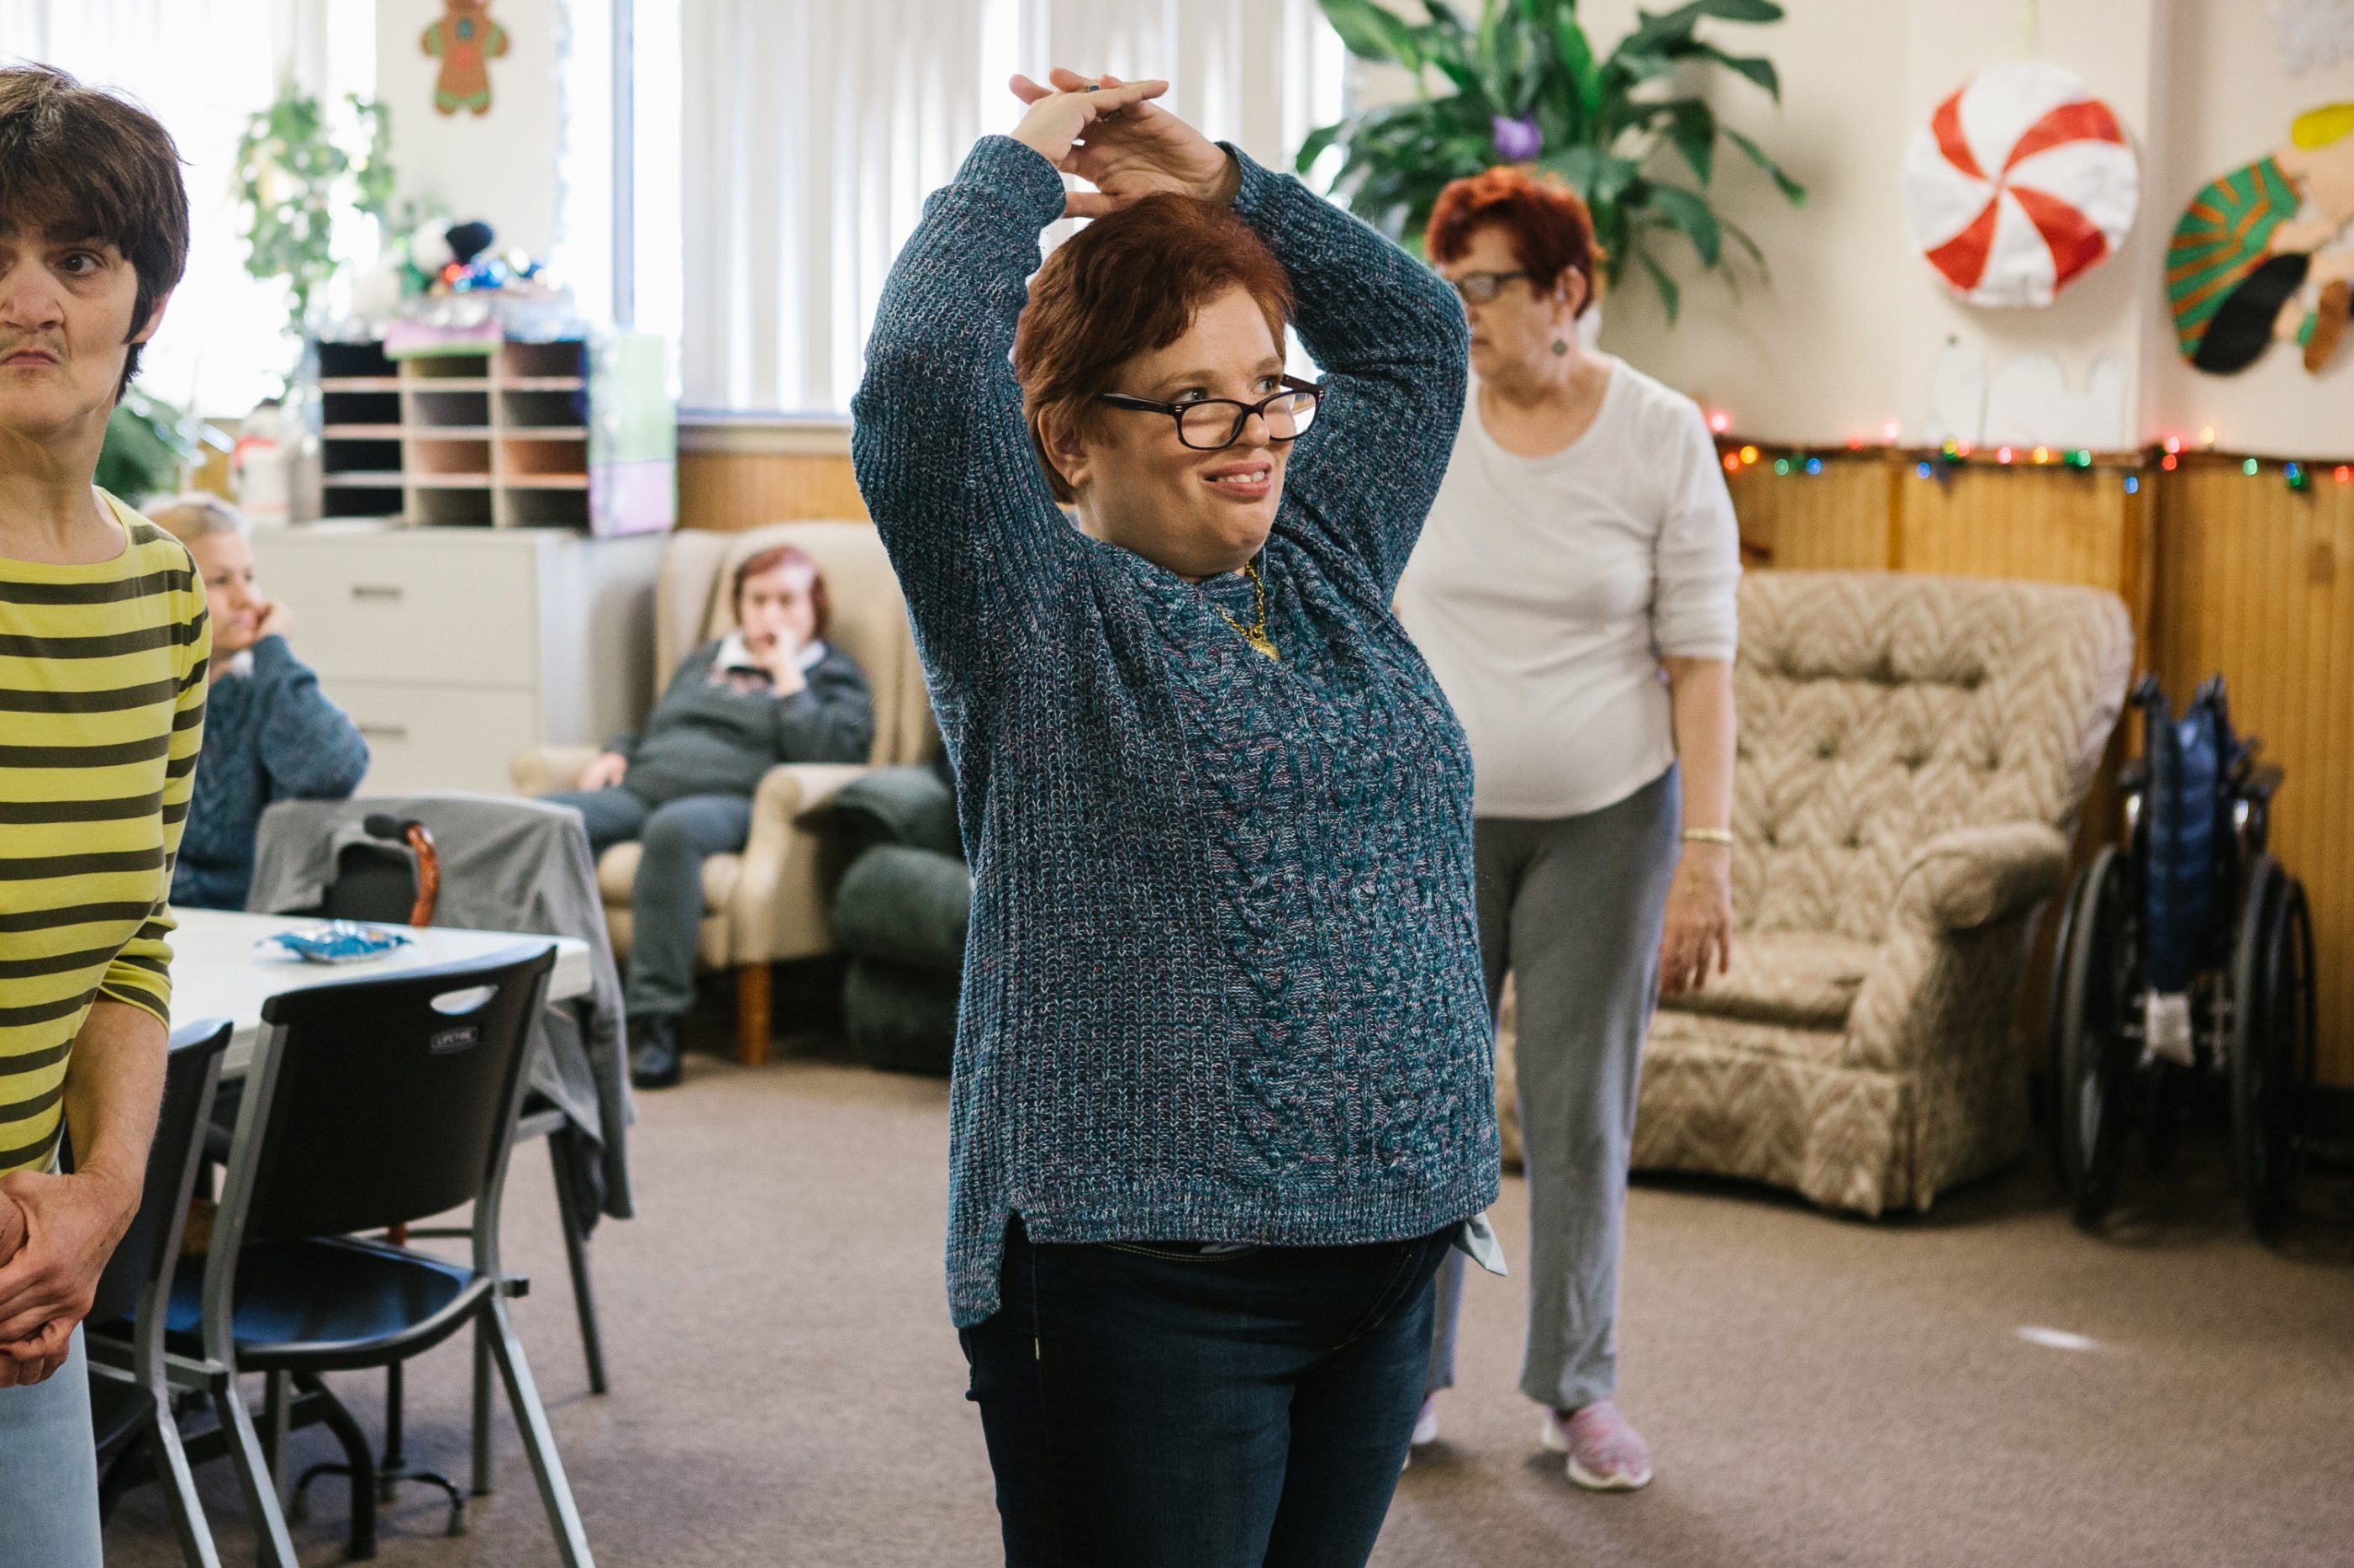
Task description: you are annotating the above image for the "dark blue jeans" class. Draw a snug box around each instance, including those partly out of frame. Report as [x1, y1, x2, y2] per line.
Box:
[960, 1218, 1454, 1568]
[542, 785, 751, 1019]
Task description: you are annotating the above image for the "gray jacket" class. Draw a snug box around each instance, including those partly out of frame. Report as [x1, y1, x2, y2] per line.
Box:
[247, 793, 633, 1221]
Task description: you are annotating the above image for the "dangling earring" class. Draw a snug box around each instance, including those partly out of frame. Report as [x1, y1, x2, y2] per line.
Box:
[1551, 339, 1570, 356]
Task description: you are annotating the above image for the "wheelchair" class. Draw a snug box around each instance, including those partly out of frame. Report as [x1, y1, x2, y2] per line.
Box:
[2047, 674, 2319, 1234]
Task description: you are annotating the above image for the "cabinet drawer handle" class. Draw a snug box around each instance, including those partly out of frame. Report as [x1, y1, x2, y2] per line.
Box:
[357, 724, 409, 742]
[351, 583, 404, 602]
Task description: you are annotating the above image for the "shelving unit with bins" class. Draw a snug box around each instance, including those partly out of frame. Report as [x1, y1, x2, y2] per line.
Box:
[316, 335, 672, 532]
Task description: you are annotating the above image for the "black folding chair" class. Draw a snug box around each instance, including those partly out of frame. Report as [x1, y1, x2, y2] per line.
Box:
[170, 946, 594, 1568]
[83, 1018, 233, 1568]
[284, 813, 612, 1402]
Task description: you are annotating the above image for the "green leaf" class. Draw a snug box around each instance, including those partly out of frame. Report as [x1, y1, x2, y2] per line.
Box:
[1625, 0, 1785, 52]
[1644, 181, 1723, 266]
[1659, 98, 1717, 185]
[1664, 38, 1780, 98]
[1422, 0, 1475, 35]
[1634, 244, 1682, 322]
[1295, 121, 1344, 175]
[1723, 125, 1808, 204]
[1544, 146, 1640, 209]
[1319, 0, 1418, 65]
[1720, 213, 1767, 268]
[1551, 16, 1603, 130]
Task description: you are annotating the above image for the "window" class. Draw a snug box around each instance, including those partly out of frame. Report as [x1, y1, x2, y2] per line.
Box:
[631, 0, 1344, 419]
[0, 0, 375, 418]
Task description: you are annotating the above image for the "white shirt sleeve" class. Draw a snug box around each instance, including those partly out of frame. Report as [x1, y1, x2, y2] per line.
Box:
[1650, 399, 1742, 662]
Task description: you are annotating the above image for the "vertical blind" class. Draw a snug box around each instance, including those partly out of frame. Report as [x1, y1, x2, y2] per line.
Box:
[647, 0, 1344, 417]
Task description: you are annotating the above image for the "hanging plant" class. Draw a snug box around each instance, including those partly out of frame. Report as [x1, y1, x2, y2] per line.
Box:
[235, 89, 397, 348]
[1301, 0, 1808, 320]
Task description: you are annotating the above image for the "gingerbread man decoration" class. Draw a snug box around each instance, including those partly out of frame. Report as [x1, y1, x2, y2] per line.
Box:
[423, 0, 510, 118]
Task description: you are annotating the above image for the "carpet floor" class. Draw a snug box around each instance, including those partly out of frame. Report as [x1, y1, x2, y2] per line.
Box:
[103, 1048, 2354, 1567]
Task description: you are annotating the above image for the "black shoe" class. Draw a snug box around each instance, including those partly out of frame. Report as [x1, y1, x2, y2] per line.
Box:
[628, 1014, 683, 1090]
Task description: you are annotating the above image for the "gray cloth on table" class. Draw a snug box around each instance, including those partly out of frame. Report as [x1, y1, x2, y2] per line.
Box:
[245, 792, 634, 1222]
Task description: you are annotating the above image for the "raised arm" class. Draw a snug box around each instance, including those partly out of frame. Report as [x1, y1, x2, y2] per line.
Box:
[849, 136, 1087, 699]
[251, 636, 369, 800]
[1228, 151, 1470, 599]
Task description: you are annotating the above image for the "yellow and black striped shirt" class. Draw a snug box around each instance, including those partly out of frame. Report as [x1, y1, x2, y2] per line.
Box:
[1, 491, 208, 1175]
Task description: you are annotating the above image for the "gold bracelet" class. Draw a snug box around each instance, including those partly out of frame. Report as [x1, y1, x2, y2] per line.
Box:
[1681, 827, 1734, 846]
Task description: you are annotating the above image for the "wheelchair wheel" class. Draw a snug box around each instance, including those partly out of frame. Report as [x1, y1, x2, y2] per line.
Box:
[2231, 857, 2316, 1237]
[2051, 846, 2135, 1225]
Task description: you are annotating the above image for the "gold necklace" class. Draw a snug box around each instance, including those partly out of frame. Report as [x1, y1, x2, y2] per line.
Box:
[1214, 562, 1280, 660]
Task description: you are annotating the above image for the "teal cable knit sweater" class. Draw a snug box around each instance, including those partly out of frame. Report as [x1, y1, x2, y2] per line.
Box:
[852, 138, 1498, 1328]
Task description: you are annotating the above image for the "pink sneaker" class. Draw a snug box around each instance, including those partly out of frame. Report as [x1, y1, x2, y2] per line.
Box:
[1539, 1400, 1653, 1491]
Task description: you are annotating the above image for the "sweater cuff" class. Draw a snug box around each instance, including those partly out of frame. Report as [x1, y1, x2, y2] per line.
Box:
[1223, 143, 1284, 225]
[958, 135, 1072, 233]
[248, 633, 294, 678]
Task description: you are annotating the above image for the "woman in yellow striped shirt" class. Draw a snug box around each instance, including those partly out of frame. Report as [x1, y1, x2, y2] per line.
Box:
[0, 64, 198, 1568]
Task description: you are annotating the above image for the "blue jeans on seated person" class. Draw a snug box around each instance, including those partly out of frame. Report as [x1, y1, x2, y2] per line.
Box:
[960, 1217, 1453, 1568]
[0, 1327, 103, 1568]
[542, 786, 751, 1019]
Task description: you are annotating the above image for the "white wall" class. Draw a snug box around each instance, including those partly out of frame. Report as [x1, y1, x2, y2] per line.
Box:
[2151, 0, 2354, 456]
[376, 0, 562, 257]
[1355, 0, 2353, 456]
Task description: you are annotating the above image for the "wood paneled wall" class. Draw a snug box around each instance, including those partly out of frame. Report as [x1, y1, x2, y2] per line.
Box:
[677, 448, 868, 529]
[681, 438, 2351, 1085]
[2151, 468, 2354, 1090]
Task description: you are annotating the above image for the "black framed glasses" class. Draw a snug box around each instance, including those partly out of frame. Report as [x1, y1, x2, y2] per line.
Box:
[1448, 269, 1529, 305]
[1097, 376, 1325, 452]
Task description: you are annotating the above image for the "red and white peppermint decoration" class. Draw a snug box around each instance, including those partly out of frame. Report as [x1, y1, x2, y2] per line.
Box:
[1902, 62, 2138, 308]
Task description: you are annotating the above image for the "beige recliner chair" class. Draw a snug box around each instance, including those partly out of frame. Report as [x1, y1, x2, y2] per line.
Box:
[513, 520, 937, 1063]
[1499, 571, 2134, 1214]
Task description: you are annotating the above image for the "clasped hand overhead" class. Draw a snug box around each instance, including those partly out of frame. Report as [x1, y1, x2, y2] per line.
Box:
[1007, 68, 1236, 219]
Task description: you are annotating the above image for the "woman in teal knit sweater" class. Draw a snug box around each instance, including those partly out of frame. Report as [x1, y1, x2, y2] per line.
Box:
[852, 72, 1497, 1565]
[151, 496, 368, 912]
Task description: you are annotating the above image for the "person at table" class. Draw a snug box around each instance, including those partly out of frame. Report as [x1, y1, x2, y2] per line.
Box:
[149, 494, 368, 911]
[542, 542, 873, 1089]
[0, 64, 203, 1568]
[851, 69, 1497, 1565]
[1394, 165, 1740, 1492]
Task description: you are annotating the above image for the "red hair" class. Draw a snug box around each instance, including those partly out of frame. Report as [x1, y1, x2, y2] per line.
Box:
[733, 544, 831, 640]
[1013, 193, 1295, 503]
[1428, 166, 1602, 314]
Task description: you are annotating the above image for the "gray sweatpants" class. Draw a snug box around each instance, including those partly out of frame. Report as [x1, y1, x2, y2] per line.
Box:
[1427, 766, 1681, 1412]
[542, 786, 752, 1020]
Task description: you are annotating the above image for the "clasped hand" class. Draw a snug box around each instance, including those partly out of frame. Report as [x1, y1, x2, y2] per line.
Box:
[1007, 67, 1233, 219]
[0, 1166, 138, 1387]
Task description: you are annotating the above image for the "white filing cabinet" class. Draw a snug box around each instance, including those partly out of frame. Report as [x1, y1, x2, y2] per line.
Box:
[249, 524, 668, 795]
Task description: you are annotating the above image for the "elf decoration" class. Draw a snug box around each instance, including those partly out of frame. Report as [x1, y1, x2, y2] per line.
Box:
[423, 0, 509, 118]
[2167, 102, 2354, 376]
[1903, 62, 2139, 309]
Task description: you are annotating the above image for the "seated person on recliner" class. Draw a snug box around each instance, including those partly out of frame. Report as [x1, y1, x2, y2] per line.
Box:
[544, 544, 873, 1089]
[151, 495, 371, 911]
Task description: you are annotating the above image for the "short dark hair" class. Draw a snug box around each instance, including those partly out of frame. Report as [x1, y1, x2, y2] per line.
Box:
[1013, 194, 1294, 504]
[0, 65, 190, 400]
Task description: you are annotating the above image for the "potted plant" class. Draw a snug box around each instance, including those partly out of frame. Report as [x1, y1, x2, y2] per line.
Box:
[1301, 0, 1807, 319]
[236, 88, 398, 345]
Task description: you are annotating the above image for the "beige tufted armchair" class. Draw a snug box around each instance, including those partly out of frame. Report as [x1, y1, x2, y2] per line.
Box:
[1502, 572, 2134, 1214]
[513, 521, 937, 1064]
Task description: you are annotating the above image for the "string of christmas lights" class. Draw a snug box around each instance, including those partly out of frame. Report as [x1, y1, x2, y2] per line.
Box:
[1704, 411, 2354, 496]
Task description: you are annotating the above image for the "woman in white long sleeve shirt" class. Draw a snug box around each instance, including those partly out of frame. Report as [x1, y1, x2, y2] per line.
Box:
[1394, 166, 1741, 1492]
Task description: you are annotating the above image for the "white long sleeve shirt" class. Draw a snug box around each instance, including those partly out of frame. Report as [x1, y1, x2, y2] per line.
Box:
[1395, 361, 1742, 819]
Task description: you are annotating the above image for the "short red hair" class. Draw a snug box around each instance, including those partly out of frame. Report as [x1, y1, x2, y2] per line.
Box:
[733, 543, 831, 640]
[1013, 193, 1294, 503]
[1428, 166, 1602, 315]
